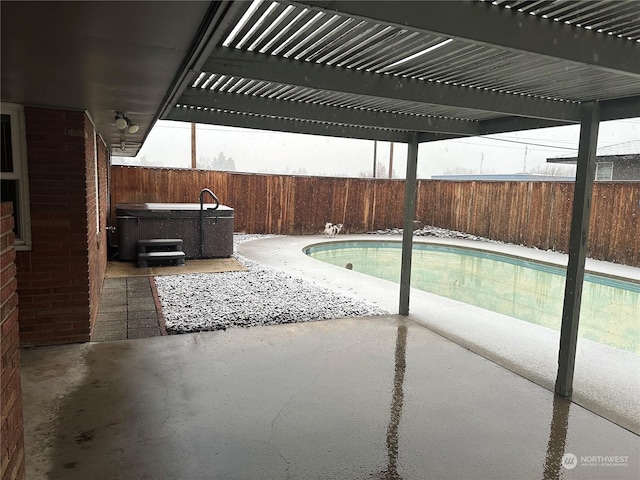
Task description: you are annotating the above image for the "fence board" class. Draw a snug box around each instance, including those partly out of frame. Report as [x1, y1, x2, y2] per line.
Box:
[110, 166, 640, 266]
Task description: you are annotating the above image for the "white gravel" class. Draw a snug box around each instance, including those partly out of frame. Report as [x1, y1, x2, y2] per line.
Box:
[154, 234, 388, 334]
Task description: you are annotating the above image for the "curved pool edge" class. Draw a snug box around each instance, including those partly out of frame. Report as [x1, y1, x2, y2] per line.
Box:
[303, 235, 640, 285]
[238, 234, 640, 435]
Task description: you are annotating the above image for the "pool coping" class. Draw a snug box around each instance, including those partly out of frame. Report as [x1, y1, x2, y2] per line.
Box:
[238, 234, 640, 435]
[306, 235, 640, 284]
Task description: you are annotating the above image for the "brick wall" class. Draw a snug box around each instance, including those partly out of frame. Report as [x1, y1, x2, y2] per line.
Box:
[86, 117, 109, 335]
[15, 107, 108, 346]
[1, 202, 25, 480]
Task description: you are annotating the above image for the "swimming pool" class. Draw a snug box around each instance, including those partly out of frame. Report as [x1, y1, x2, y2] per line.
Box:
[305, 241, 640, 354]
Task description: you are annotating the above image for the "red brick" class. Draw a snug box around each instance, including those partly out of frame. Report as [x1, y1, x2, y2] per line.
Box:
[1, 308, 19, 335]
[56, 327, 89, 337]
[0, 203, 13, 216]
[1, 345, 18, 378]
[1, 231, 15, 251]
[0, 248, 16, 268]
[0, 217, 14, 235]
[17, 287, 53, 296]
[25, 107, 70, 121]
[0, 263, 16, 287]
[4, 448, 26, 480]
[1, 278, 17, 304]
[35, 307, 74, 317]
[0, 295, 17, 319]
[0, 304, 24, 480]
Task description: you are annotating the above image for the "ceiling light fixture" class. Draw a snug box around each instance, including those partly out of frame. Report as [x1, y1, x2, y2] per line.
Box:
[115, 113, 128, 130]
[114, 112, 139, 134]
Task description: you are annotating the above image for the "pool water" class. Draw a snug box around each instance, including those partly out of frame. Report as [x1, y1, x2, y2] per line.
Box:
[306, 241, 640, 354]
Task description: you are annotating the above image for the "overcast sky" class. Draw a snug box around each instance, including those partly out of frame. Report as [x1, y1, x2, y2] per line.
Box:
[113, 118, 640, 179]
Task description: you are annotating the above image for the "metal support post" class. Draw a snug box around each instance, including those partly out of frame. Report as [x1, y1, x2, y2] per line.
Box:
[555, 101, 600, 397]
[399, 133, 419, 315]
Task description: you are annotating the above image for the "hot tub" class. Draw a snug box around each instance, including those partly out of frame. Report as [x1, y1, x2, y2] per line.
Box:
[116, 202, 234, 260]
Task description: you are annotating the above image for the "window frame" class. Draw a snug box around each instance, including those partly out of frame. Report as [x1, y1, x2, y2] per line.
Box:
[595, 161, 614, 182]
[1, 103, 31, 250]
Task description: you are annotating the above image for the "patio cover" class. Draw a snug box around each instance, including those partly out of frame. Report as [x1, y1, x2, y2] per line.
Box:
[160, 0, 640, 143]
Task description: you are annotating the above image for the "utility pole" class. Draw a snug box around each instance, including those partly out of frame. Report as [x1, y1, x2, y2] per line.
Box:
[191, 123, 197, 169]
[388, 142, 394, 178]
[373, 140, 378, 178]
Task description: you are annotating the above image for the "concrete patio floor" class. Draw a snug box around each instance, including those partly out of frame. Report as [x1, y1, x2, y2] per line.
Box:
[21, 235, 639, 479]
[20, 317, 639, 480]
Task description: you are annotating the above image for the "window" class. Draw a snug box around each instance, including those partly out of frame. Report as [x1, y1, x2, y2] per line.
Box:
[0, 103, 31, 249]
[595, 161, 613, 181]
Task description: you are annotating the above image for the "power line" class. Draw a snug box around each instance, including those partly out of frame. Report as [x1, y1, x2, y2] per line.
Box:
[468, 137, 577, 151]
[598, 139, 640, 149]
[436, 138, 576, 152]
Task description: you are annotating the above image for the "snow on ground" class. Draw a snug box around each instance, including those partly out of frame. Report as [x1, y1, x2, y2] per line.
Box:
[154, 234, 388, 334]
[368, 225, 504, 243]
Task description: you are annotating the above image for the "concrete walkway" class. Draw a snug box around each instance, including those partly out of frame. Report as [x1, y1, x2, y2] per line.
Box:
[92, 277, 163, 341]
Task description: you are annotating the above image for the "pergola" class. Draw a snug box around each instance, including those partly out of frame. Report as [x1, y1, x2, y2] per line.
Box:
[4, 0, 640, 397]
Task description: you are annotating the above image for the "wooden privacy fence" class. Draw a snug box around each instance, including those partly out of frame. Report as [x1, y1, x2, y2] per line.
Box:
[110, 166, 640, 266]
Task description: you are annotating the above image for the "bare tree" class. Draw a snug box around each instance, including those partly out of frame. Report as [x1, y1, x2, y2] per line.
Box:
[359, 162, 390, 178]
[529, 164, 576, 176]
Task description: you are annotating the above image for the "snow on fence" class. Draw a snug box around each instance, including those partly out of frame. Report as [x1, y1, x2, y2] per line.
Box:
[110, 166, 640, 266]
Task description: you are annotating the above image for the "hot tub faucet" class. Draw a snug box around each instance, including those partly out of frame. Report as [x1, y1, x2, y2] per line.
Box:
[199, 188, 220, 257]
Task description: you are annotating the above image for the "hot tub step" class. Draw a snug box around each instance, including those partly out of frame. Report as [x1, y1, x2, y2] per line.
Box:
[137, 238, 183, 253]
[137, 251, 186, 268]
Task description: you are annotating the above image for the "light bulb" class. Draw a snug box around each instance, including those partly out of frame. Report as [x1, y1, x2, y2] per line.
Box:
[127, 124, 139, 134]
[115, 117, 127, 130]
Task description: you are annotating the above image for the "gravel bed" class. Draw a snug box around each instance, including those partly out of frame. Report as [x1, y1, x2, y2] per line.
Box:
[154, 234, 388, 334]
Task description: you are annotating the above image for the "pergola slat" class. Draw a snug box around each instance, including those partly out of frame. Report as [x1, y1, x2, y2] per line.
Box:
[202, 47, 583, 122]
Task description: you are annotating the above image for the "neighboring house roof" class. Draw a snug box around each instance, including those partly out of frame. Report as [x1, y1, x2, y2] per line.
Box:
[548, 139, 640, 164]
[431, 173, 575, 182]
[597, 139, 640, 157]
[2, 1, 640, 156]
